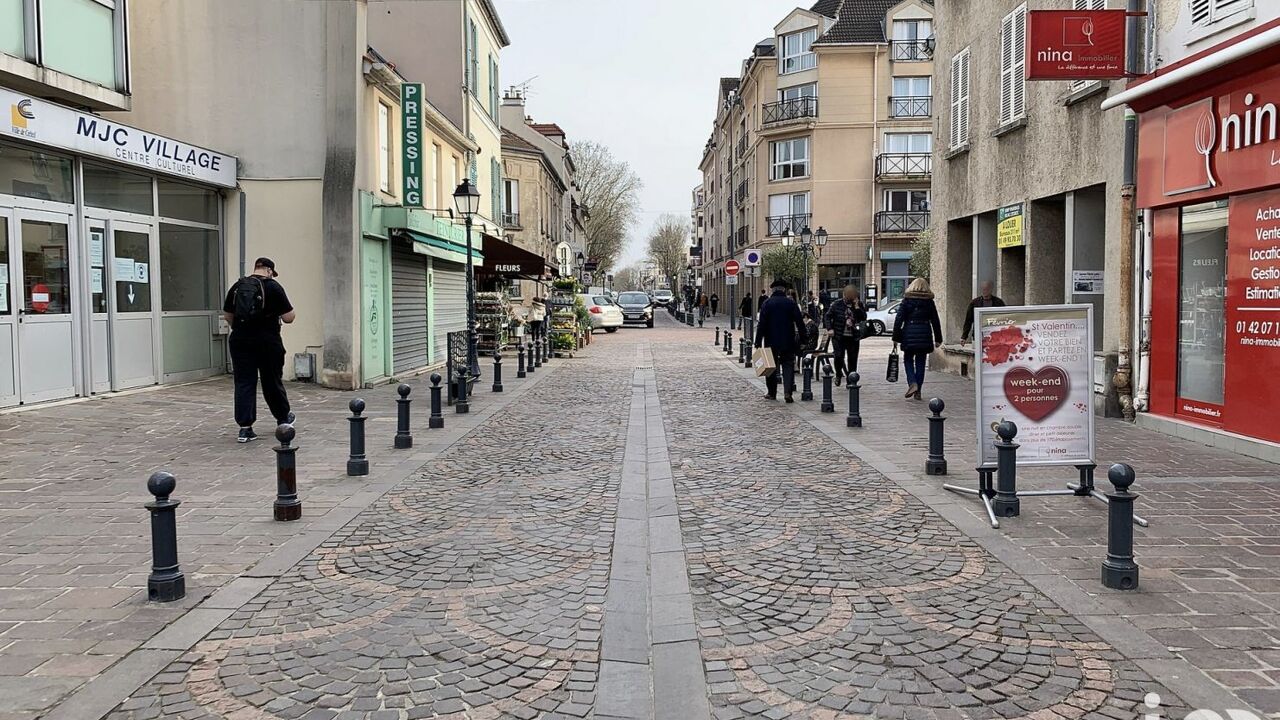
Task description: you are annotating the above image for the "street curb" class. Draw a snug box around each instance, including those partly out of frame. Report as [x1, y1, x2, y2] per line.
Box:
[41, 360, 565, 720]
[702, 343, 1258, 715]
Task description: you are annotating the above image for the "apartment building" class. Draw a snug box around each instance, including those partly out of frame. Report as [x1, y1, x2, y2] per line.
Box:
[698, 0, 936, 313]
[691, 183, 706, 257]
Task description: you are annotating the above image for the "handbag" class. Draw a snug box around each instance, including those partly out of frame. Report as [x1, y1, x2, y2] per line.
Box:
[886, 343, 900, 383]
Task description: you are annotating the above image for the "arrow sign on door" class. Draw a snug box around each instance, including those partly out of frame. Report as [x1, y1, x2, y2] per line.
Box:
[127, 284, 136, 306]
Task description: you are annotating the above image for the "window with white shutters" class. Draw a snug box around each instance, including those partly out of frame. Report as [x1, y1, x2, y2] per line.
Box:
[1191, 0, 1252, 27]
[999, 4, 1027, 126]
[950, 47, 970, 149]
[1070, 0, 1107, 93]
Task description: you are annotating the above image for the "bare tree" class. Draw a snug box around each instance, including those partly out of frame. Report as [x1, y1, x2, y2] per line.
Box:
[574, 140, 643, 274]
[647, 214, 689, 290]
[613, 263, 645, 291]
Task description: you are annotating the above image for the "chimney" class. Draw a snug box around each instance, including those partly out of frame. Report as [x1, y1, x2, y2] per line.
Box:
[502, 87, 525, 107]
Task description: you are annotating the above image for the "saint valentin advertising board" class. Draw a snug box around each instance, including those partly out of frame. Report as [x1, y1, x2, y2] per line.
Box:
[974, 305, 1095, 468]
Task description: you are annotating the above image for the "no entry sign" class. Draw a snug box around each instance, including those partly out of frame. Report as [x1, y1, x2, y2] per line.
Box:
[724, 260, 740, 276]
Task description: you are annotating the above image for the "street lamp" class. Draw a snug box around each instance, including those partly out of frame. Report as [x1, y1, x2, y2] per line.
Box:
[453, 178, 481, 378]
[575, 251, 585, 286]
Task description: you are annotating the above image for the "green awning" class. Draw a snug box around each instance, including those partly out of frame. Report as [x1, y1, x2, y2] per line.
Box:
[880, 251, 914, 261]
[395, 228, 484, 266]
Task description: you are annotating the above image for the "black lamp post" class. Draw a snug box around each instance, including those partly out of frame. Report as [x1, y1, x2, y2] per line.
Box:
[575, 251, 586, 287]
[784, 226, 827, 300]
[453, 179, 481, 377]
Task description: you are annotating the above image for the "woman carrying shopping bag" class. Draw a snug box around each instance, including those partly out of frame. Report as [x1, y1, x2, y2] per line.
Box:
[892, 277, 943, 401]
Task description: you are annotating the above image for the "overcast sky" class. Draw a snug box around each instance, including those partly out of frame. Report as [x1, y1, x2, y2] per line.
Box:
[496, 0, 804, 267]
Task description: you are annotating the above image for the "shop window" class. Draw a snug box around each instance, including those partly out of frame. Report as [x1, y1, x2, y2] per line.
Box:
[158, 179, 218, 225]
[1, 0, 23, 58]
[40, 0, 120, 90]
[1178, 201, 1227, 407]
[0, 142, 74, 203]
[84, 163, 153, 215]
[159, 224, 219, 312]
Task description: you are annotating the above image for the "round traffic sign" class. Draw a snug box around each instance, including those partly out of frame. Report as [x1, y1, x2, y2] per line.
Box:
[724, 260, 740, 276]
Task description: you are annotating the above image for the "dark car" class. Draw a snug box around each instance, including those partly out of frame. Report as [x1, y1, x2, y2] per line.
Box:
[615, 291, 655, 328]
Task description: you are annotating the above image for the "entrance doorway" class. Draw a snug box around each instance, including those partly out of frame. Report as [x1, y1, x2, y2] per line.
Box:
[87, 218, 160, 392]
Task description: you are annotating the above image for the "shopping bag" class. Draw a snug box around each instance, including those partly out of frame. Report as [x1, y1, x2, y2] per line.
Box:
[752, 346, 777, 377]
[886, 344, 900, 383]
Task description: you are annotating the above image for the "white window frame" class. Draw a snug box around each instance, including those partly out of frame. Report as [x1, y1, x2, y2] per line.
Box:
[503, 178, 519, 215]
[883, 189, 930, 212]
[377, 101, 392, 194]
[768, 192, 810, 217]
[779, 83, 817, 102]
[892, 19, 932, 41]
[999, 4, 1028, 126]
[1190, 0, 1253, 27]
[1069, 0, 1107, 93]
[780, 28, 818, 74]
[884, 132, 932, 154]
[892, 76, 931, 97]
[769, 137, 810, 180]
[950, 47, 971, 149]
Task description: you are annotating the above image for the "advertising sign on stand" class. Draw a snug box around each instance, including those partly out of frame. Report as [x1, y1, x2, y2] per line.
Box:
[974, 304, 1095, 468]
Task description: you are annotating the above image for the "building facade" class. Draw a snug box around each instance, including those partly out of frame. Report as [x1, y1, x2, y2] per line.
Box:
[698, 0, 936, 315]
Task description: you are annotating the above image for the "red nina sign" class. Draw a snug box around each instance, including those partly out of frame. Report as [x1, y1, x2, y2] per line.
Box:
[1026, 10, 1127, 81]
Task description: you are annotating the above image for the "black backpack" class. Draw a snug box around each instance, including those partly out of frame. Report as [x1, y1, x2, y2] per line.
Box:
[232, 276, 265, 322]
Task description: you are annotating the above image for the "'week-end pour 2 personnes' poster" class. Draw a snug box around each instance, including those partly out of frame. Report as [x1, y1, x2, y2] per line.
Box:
[974, 305, 1095, 468]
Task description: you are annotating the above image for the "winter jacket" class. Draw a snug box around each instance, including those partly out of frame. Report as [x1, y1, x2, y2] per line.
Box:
[739, 296, 753, 318]
[892, 290, 943, 352]
[757, 294, 768, 313]
[754, 290, 807, 356]
[823, 298, 868, 337]
[797, 319, 821, 355]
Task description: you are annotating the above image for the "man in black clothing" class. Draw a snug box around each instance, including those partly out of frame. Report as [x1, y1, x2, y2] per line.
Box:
[823, 285, 867, 385]
[223, 257, 296, 443]
[710, 292, 719, 316]
[757, 289, 767, 315]
[738, 293, 752, 326]
[755, 279, 807, 402]
[961, 280, 1005, 343]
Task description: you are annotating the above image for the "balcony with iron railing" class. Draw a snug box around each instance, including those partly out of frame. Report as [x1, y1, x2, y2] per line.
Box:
[875, 153, 932, 179]
[501, 212, 521, 229]
[735, 226, 748, 248]
[735, 180, 747, 206]
[766, 214, 811, 237]
[889, 96, 932, 118]
[762, 97, 819, 126]
[890, 40, 932, 62]
[875, 211, 930, 234]
[736, 136, 747, 159]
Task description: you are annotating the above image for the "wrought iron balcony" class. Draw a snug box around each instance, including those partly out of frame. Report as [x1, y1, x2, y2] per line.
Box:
[735, 226, 749, 248]
[875, 153, 932, 179]
[875, 211, 930, 234]
[736, 137, 747, 159]
[890, 40, 932, 62]
[501, 212, 521, 229]
[889, 96, 932, 118]
[735, 180, 747, 206]
[766, 214, 811, 237]
[762, 97, 819, 126]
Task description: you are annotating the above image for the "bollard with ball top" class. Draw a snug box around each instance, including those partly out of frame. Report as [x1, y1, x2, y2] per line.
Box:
[714, 326, 720, 345]
[492, 351, 504, 393]
[820, 364, 835, 413]
[724, 331, 732, 355]
[1102, 463, 1140, 590]
[394, 384, 413, 449]
[145, 472, 185, 602]
[845, 372, 862, 428]
[429, 373, 445, 429]
[517, 343, 527, 378]
[800, 357, 814, 401]
[528, 340, 538, 374]
[926, 398, 948, 475]
[455, 364, 470, 414]
[274, 424, 302, 520]
[347, 399, 369, 476]
[991, 421, 1020, 517]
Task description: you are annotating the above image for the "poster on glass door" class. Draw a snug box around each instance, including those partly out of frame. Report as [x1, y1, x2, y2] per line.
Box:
[974, 304, 1094, 468]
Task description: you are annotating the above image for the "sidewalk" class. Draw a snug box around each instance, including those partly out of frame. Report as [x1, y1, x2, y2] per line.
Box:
[717, 330, 1280, 715]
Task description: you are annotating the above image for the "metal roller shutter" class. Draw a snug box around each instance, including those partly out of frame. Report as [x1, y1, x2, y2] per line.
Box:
[391, 242, 429, 374]
[432, 260, 468, 363]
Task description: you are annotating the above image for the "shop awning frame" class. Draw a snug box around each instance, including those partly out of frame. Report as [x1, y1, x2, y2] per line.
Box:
[476, 235, 555, 281]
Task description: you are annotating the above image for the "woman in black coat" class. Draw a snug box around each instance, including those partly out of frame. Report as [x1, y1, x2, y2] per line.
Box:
[892, 277, 943, 401]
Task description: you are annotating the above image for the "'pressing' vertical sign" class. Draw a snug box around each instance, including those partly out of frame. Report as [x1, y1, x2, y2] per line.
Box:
[401, 83, 425, 207]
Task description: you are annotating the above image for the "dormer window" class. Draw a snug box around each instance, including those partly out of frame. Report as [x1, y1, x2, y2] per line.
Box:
[780, 29, 818, 74]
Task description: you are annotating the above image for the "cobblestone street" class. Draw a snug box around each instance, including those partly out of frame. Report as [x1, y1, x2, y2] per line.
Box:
[5, 314, 1277, 719]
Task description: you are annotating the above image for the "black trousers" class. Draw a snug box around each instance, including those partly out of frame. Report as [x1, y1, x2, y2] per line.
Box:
[230, 334, 290, 428]
[832, 335, 861, 382]
[766, 353, 797, 398]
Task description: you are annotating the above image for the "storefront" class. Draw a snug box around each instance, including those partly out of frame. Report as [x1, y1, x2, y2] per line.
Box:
[0, 88, 235, 408]
[1121, 19, 1280, 452]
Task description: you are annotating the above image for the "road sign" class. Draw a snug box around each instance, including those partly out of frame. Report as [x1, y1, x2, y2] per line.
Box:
[744, 249, 762, 266]
[748, 267, 760, 277]
[726, 275, 739, 286]
[724, 260, 740, 276]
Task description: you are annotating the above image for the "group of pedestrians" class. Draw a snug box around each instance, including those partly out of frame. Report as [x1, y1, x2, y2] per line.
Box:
[752, 276, 945, 403]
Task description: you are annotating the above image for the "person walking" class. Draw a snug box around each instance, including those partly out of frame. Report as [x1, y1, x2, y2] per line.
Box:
[698, 292, 709, 321]
[805, 290, 822, 323]
[757, 289, 768, 316]
[823, 285, 867, 386]
[710, 292, 719, 316]
[755, 279, 807, 402]
[738, 293, 752, 327]
[223, 257, 296, 442]
[960, 280, 1005, 344]
[892, 277, 943, 401]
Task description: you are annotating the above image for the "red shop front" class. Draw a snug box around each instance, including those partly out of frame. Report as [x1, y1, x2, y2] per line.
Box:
[1129, 19, 1280, 446]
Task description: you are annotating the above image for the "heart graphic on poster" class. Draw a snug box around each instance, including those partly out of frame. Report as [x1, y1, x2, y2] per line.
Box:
[1002, 366, 1069, 422]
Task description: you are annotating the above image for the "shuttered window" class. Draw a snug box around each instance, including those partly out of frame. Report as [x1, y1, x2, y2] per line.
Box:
[490, 157, 501, 221]
[999, 4, 1027, 126]
[950, 47, 970, 149]
[1191, 0, 1252, 26]
[391, 242, 430, 374]
[1070, 0, 1106, 94]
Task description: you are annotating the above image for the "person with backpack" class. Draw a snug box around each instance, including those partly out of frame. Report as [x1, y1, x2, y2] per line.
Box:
[222, 258, 296, 442]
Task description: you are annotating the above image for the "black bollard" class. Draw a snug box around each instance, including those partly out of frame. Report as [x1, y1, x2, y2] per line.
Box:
[820, 365, 835, 413]
[528, 340, 539, 374]
[714, 326, 720, 345]
[925, 398, 948, 475]
[991, 421, 1020, 517]
[845, 372, 862, 428]
[429, 373, 445, 429]
[801, 357, 814, 401]
[394, 384, 413, 449]
[1102, 463, 1140, 590]
[145, 471, 185, 602]
[517, 343, 527, 379]
[455, 364, 470, 414]
[740, 336, 749, 366]
[492, 352, 504, 393]
[274, 424, 302, 520]
[724, 331, 732, 355]
[540, 335, 549, 364]
[347, 398, 369, 476]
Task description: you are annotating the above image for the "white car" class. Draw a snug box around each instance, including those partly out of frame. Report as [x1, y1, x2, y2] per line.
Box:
[865, 300, 901, 336]
[578, 293, 624, 333]
[652, 289, 674, 306]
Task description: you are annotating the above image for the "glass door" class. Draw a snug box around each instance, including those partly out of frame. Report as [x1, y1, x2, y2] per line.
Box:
[0, 211, 16, 407]
[106, 220, 159, 390]
[14, 210, 78, 404]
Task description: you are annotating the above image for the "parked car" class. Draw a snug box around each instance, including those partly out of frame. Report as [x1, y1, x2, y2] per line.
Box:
[615, 291, 655, 328]
[865, 299, 901, 336]
[578, 293, 623, 332]
[652, 288, 674, 306]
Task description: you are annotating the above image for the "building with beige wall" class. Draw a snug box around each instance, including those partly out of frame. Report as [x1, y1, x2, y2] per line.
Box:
[698, 0, 935, 316]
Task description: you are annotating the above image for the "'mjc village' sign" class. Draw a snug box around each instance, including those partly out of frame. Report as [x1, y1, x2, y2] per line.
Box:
[1, 88, 237, 188]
